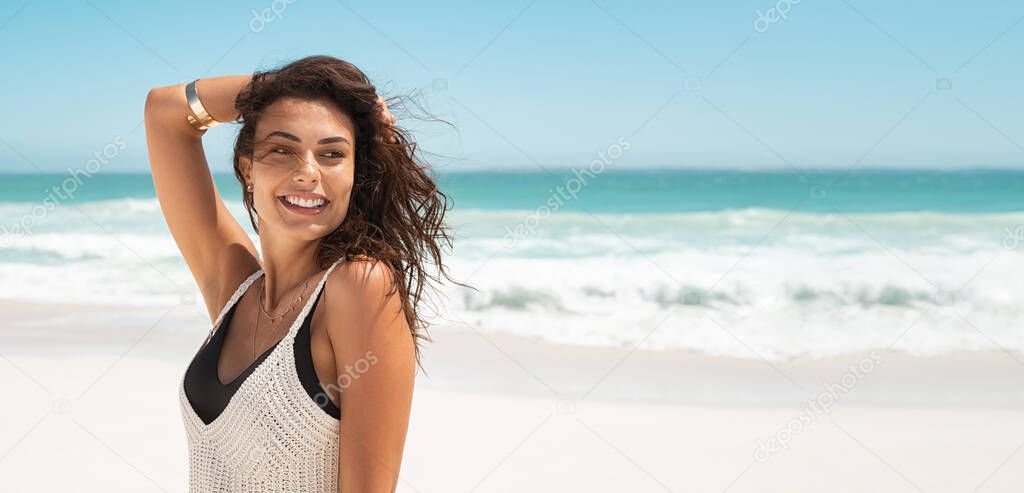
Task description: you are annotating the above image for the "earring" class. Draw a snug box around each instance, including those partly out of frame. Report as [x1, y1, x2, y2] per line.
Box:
[246, 183, 253, 193]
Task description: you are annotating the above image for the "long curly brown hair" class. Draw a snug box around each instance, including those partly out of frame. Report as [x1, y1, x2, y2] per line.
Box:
[230, 55, 454, 363]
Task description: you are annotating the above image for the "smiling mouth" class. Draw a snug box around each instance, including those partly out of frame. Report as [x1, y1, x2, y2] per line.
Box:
[277, 194, 330, 215]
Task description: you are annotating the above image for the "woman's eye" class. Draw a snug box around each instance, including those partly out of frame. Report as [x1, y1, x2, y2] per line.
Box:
[322, 151, 345, 159]
[273, 148, 289, 154]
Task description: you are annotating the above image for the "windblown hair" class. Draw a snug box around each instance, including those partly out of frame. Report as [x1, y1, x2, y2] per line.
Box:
[230, 55, 454, 363]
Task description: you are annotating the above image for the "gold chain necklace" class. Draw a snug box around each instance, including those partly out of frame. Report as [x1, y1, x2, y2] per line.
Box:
[252, 275, 310, 360]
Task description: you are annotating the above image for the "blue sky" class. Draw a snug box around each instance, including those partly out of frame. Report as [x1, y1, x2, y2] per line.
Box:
[1, 0, 1022, 172]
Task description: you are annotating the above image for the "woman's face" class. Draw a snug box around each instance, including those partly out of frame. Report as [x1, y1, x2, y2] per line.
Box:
[243, 97, 356, 241]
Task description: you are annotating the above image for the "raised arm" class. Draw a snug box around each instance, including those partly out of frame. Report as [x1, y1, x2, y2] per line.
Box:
[143, 77, 260, 319]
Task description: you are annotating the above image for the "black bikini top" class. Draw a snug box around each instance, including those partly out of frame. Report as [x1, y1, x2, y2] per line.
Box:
[183, 287, 341, 425]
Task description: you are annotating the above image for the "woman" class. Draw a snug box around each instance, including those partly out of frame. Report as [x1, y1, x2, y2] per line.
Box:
[144, 55, 452, 491]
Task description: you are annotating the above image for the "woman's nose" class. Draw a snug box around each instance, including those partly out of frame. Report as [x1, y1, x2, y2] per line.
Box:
[293, 152, 320, 181]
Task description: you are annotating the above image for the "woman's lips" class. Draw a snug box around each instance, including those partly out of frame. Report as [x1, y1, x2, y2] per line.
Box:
[277, 196, 328, 216]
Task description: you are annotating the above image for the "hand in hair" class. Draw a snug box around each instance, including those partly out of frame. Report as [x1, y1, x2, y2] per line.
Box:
[376, 96, 395, 125]
[376, 96, 399, 144]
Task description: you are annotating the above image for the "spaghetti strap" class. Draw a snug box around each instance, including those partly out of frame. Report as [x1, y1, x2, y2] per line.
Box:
[285, 258, 345, 340]
[202, 268, 265, 349]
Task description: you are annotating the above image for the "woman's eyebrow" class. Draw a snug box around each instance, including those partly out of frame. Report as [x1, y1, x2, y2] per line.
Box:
[263, 131, 349, 145]
[317, 136, 350, 145]
[265, 130, 301, 142]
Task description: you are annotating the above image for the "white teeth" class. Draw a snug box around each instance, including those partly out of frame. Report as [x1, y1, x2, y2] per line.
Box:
[283, 196, 325, 208]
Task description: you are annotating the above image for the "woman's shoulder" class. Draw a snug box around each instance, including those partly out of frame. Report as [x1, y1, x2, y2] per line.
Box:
[324, 254, 398, 297]
[321, 255, 411, 354]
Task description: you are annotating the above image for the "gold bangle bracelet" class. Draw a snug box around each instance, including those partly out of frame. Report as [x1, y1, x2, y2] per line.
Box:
[185, 79, 222, 131]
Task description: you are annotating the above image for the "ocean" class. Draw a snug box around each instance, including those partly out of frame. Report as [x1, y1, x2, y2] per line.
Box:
[2, 170, 1022, 360]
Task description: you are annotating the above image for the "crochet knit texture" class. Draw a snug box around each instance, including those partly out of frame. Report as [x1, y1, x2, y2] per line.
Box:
[179, 259, 343, 492]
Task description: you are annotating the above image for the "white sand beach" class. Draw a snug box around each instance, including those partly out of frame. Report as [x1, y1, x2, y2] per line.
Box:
[2, 301, 1023, 492]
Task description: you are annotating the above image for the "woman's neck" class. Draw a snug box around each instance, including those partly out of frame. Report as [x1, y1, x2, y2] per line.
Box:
[257, 232, 322, 312]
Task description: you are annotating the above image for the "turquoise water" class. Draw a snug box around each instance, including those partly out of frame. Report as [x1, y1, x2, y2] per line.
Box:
[1, 170, 1022, 359]
[2, 170, 1022, 212]
[438, 170, 1024, 213]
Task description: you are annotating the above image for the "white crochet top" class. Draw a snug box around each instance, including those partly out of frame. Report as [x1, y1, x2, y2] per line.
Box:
[178, 259, 343, 492]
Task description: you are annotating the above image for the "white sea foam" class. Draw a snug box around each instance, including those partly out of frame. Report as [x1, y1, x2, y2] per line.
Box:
[437, 247, 1024, 359]
[2, 198, 1021, 359]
